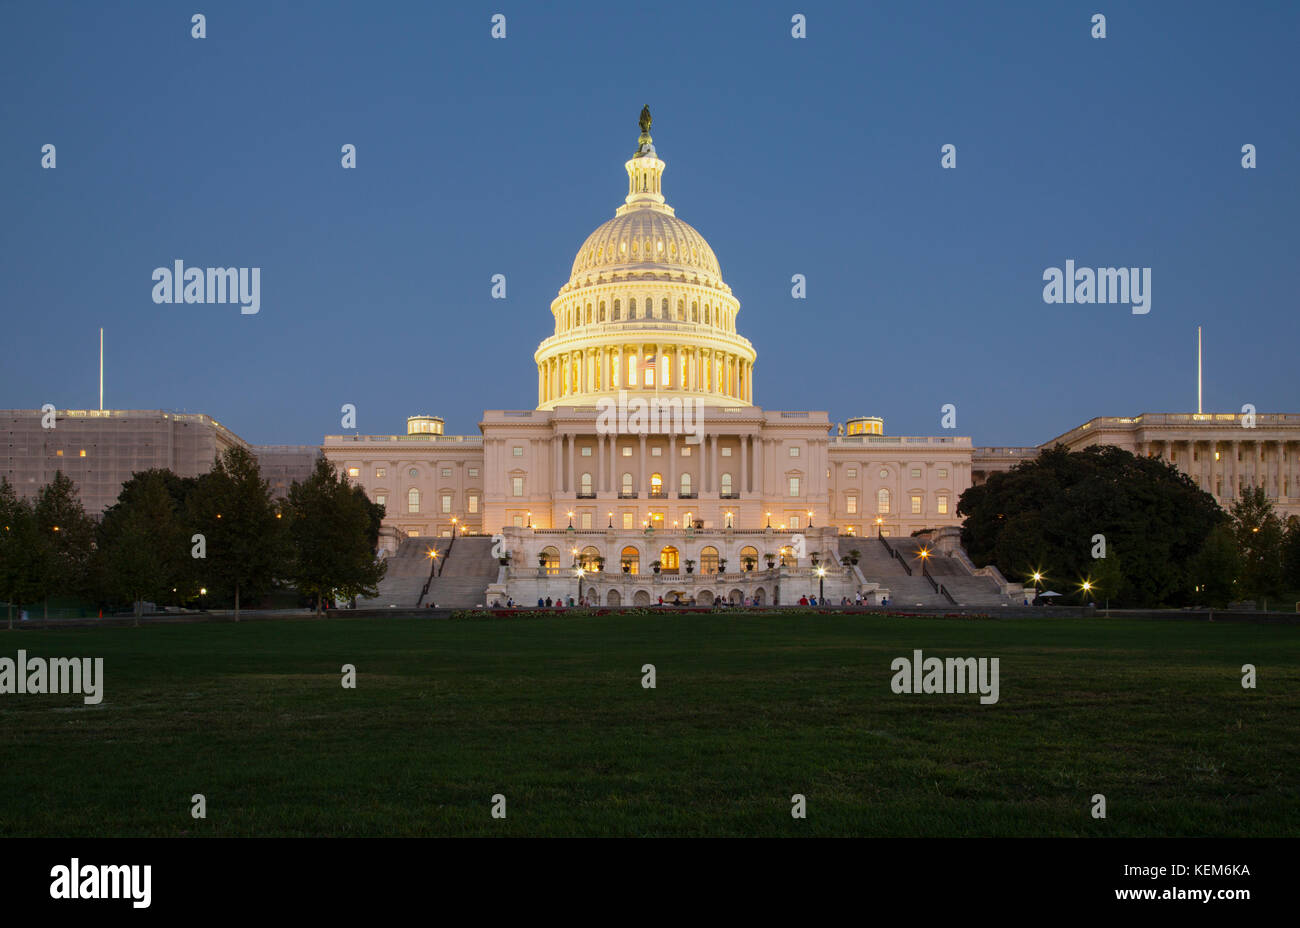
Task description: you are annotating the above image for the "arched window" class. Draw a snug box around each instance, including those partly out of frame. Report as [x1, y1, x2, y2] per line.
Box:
[877, 488, 891, 513]
[620, 545, 640, 574]
[691, 301, 698, 322]
[613, 299, 621, 321]
[739, 546, 759, 571]
[580, 473, 593, 495]
[705, 305, 711, 325]
[650, 473, 663, 497]
[680, 473, 692, 496]
[407, 488, 420, 513]
[629, 298, 637, 318]
[780, 545, 796, 567]
[677, 299, 685, 320]
[599, 301, 606, 322]
[699, 546, 719, 574]
[585, 304, 592, 324]
[661, 298, 669, 318]
[539, 546, 560, 573]
[659, 546, 679, 572]
[580, 546, 601, 570]
[720, 472, 733, 496]
[622, 473, 633, 496]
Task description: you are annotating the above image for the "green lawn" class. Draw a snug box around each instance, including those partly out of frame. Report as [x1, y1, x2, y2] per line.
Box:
[1, 613, 1296, 836]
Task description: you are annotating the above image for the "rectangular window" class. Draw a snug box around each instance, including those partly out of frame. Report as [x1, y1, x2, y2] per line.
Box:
[681, 447, 691, 457]
[790, 516, 800, 530]
[622, 447, 632, 457]
[910, 468, 921, 478]
[468, 494, 479, 514]
[623, 512, 634, 530]
[512, 477, 523, 496]
[347, 467, 360, 477]
[513, 446, 524, 457]
[847, 467, 857, 479]
[937, 468, 948, 479]
[376, 468, 386, 478]
[441, 467, 451, 478]
[469, 467, 478, 478]
[721, 447, 732, 457]
[408, 529, 419, 537]
[847, 495, 858, 514]
[581, 447, 592, 457]
[789, 477, 800, 496]
[911, 495, 922, 514]
[375, 494, 387, 507]
[441, 494, 452, 513]
[651, 447, 662, 457]
[78, 449, 86, 458]
[789, 447, 800, 457]
[56, 449, 63, 457]
[513, 514, 524, 527]
[937, 495, 948, 515]
[581, 512, 592, 529]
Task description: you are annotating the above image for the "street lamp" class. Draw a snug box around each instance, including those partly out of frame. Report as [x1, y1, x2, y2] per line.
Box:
[199, 587, 207, 610]
[608, 511, 613, 528]
[451, 516, 458, 537]
[526, 510, 532, 528]
[807, 509, 814, 528]
[816, 565, 826, 603]
[766, 512, 771, 528]
[567, 511, 574, 528]
[725, 511, 733, 528]
[576, 566, 585, 605]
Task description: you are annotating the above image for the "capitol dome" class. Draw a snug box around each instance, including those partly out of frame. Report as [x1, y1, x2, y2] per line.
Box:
[536, 109, 757, 410]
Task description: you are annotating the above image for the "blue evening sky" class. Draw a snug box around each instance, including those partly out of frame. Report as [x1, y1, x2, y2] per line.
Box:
[2, 1, 1296, 446]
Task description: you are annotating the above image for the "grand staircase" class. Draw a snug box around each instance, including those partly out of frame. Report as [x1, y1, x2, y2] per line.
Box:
[839, 536, 1017, 608]
[361, 535, 499, 609]
[422, 536, 499, 608]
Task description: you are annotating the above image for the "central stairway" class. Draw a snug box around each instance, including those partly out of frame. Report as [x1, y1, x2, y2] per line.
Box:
[839, 536, 1017, 608]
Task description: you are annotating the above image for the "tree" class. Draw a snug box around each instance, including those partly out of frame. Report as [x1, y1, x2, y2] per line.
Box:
[1229, 486, 1285, 608]
[1283, 516, 1300, 594]
[32, 471, 98, 618]
[186, 447, 283, 620]
[285, 459, 386, 613]
[98, 471, 185, 624]
[958, 445, 1223, 607]
[1190, 522, 1241, 608]
[0, 479, 46, 629]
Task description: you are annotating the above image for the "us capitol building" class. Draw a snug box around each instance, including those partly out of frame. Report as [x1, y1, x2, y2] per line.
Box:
[313, 109, 1299, 608]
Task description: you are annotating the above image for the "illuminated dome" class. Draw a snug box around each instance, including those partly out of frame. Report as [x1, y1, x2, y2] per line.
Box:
[536, 108, 756, 410]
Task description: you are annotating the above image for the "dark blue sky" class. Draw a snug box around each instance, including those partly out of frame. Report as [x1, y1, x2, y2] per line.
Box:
[3, 1, 1296, 446]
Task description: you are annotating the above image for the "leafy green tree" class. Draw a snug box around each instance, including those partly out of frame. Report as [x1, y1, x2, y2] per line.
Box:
[1229, 486, 1285, 608]
[186, 447, 283, 620]
[32, 471, 98, 617]
[1283, 516, 1300, 595]
[285, 459, 386, 613]
[93, 469, 201, 608]
[1190, 522, 1241, 608]
[1088, 545, 1126, 608]
[958, 445, 1223, 607]
[98, 471, 185, 624]
[0, 479, 47, 629]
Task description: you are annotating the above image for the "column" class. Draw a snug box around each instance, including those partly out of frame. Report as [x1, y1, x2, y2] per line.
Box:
[638, 434, 647, 497]
[569, 434, 577, 496]
[740, 434, 748, 494]
[553, 434, 562, 496]
[668, 433, 677, 499]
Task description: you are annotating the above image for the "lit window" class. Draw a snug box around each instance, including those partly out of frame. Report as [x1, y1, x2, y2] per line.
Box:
[847, 467, 857, 479]
[622, 473, 633, 495]
[441, 494, 452, 514]
[408, 489, 420, 513]
[790, 516, 800, 530]
[512, 477, 523, 496]
[468, 494, 479, 514]
[513, 514, 524, 527]
[937, 495, 948, 515]
[622, 447, 632, 457]
[375, 494, 386, 507]
[347, 467, 360, 477]
[623, 512, 634, 529]
[56, 450, 63, 457]
[513, 447, 523, 457]
[408, 529, 419, 537]
[376, 468, 386, 478]
[721, 473, 733, 495]
[680, 473, 692, 495]
[581, 473, 593, 494]
[78, 449, 86, 458]
[911, 495, 922, 514]
[789, 477, 800, 496]
[847, 495, 858, 514]
[681, 447, 691, 457]
[581, 512, 592, 529]
[790, 447, 800, 457]
[878, 489, 890, 513]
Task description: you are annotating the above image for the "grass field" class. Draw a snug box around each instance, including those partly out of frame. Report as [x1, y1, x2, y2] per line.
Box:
[1, 612, 1296, 837]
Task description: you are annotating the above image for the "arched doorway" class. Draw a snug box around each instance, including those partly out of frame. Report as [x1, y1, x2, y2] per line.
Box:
[779, 545, 796, 567]
[632, 589, 652, 606]
[580, 545, 602, 571]
[659, 545, 679, 573]
[699, 545, 719, 574]
[620, 545, 640, 575]
[729, 589, 743, 604]
[753, 587, 767, 605]
[606, 589, 621, 606]
[697, 590, 715, 606]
